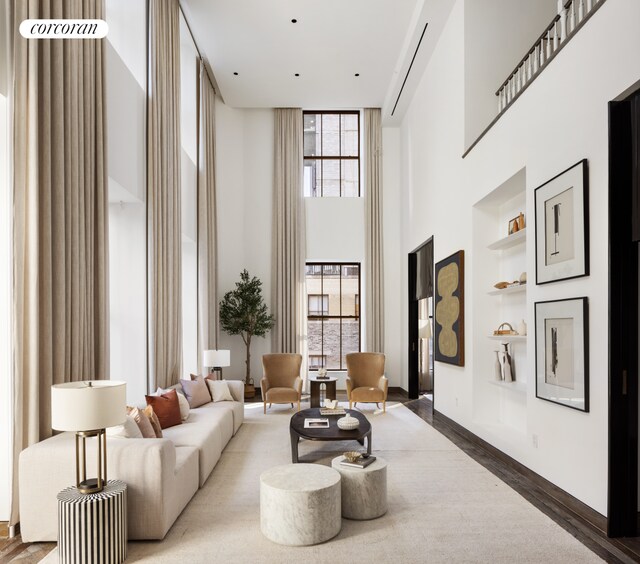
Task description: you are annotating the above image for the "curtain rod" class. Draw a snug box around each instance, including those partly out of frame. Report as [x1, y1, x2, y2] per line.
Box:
[178, 2, 217, 95]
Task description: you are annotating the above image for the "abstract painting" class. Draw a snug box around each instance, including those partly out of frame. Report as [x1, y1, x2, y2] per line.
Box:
[434, 250, 464, 366]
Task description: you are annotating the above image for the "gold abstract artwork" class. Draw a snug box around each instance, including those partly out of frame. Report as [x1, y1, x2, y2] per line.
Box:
[435, 262, 459, 358]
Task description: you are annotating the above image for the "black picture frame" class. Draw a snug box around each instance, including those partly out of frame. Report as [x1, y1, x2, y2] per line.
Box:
[534, 159, 589, 285]
[434, 250, 464, 366]
[534, 297, 589, 412]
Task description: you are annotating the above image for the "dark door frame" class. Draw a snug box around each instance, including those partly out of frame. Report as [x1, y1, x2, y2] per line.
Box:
[608, 89, 640, 537]
[408, 237, 433, 400]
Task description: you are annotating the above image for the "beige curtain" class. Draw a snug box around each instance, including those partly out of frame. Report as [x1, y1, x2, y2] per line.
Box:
[148, 0, 182, 389]
[272, 108, 306, 354]
[11, 0, 109, 526]
[197, 61, 218, 371]
[364, 108, 384, 352]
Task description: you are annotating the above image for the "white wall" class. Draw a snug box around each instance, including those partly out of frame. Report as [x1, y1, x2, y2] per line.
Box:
[216, 104, 274, 383]
[394, 0, 640, 515]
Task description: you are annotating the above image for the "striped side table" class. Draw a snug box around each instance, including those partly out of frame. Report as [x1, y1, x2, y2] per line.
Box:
[57, 480, 127, 564]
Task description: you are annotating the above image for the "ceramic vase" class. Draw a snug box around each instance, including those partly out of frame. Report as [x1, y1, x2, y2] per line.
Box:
[517, 319, 527, 336]
[494, 351, 503, 381]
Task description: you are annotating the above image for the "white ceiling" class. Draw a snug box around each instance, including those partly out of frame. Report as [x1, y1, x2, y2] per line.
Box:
[180, 0, 424, 111]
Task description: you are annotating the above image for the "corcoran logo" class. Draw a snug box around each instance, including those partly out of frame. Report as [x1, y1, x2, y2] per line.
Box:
[19, 19, 108, 39]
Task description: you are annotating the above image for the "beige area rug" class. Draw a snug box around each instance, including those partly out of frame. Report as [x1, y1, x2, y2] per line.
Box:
[41, 402, 601, 563]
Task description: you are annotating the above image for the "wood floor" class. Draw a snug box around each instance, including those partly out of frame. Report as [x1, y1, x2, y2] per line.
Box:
[4, 392, 640, 563]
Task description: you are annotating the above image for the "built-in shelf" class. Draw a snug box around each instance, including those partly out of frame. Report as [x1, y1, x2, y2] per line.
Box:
[487, 334, 527, 342]
[487, 284, 527, 296]
[487, 228, 526, 251]
[488, 380, 527, 394]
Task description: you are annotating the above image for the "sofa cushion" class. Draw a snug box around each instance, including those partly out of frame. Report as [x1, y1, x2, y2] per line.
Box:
[143, 405, 163, 437]
[207, 379, 234, 402]
[128, 406, 156, 438]
[180, 376, 211, 408]
[146, 389, 182, 429]
[156, 387, 190, 421]
[107, 415, 143, 439]
[206, 400, 244, 435]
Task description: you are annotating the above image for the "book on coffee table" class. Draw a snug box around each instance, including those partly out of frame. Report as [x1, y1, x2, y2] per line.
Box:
[304, 418, 329, 429]
[340, 456, 377, 469]
[320, 408, 346, 416]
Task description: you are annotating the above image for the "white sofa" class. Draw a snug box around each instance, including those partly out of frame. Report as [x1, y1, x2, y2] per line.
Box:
[19, 380, 244, 541]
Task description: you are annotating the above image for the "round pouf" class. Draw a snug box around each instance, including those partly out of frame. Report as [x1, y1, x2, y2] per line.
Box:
[260, 464, 341, 546]
[331, 456, 387, 520]
[57, 480, 127, 564]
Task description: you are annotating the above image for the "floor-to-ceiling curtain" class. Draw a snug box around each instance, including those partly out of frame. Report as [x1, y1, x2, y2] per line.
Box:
[148, 0, 182, 389]
[364, 108, 384, 352]
[272, 108, 305, 354]
[11, 0, 109, 526]
[197, 61, 218, 371]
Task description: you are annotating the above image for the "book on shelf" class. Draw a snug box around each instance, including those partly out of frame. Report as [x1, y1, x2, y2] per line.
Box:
[340, 456, 377, 469]
[304, 418, 329, 429]
[320, 408, 346, 416]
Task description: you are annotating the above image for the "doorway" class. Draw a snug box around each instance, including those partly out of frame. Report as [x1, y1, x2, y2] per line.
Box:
[408, 238, 434, 400]
[608, 86, 640, 537]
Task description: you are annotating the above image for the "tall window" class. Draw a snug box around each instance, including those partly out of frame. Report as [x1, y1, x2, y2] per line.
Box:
[303, 112, 360, 197]
[306, 263, 361, 370]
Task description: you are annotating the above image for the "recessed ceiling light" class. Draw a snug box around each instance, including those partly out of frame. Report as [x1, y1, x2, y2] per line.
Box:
[291, 18, 297, 23]
[355, 73, 360, 77]
[294, 73, 300, 77]
[233, 72, 238, 76]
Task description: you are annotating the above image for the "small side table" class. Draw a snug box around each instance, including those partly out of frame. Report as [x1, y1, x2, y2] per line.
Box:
[331, 456, 387, 520]
[57, 480, 127, 564]
[308, 375, 337, 408]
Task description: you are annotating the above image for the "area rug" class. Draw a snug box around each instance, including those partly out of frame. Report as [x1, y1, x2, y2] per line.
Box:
[41, 402, 601, 563]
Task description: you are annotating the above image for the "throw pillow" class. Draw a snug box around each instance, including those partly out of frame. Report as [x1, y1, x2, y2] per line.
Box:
[143, 405, 163, 438]
[127, 407, 156, 438]
[180, 376, 212, 408]
[107, 415, 143, 439]
[155, 387, 190, 421]
[145, 389, 182, 429]
[206, 379, 234, 402]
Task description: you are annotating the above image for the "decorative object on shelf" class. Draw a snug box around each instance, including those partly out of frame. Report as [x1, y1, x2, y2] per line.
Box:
[517, 319, 528, 336]
[434, 250, 465, 366]
[517, 212, 526, 231]
[337, 413, 360, 430]
[494, 281, 510, 290]
[500, 343, 514, 382]
[203, 349, 230, 380]
[493, 322, 517, 336]
[535, 159, 589, 284]
[51, 381, 127, 494]
[494, 351, 502, 381]
[535, 297, 589, 412]
[508, 215, 520, 235]
[343, 451, 363, 464]
[219, 270, 275, 399]
[519, 271, 527, 284]
[316, 367, 329, 379]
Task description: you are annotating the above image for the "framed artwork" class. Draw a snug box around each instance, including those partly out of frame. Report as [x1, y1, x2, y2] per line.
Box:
[535, 297, 589, 412]
[534, 159, 589, 284]
[434, 250, 464, 366]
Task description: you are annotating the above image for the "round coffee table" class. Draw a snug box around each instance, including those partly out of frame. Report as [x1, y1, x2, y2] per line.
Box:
[289, 407, 372, 463]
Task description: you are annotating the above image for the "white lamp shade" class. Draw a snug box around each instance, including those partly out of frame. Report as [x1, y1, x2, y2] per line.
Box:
[51, 381, 127, 432]
[203, 349, 230, 368]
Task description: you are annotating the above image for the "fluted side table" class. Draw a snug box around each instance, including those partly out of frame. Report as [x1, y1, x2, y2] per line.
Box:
[331, 456, 387, 520]
[57, 480, 127, 564]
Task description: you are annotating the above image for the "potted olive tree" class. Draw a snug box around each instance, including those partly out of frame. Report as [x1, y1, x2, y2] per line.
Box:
[219, 270, 275, 398]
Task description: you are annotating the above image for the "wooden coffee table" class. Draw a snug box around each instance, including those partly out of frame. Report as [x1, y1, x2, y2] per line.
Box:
[289, 408, 372, 463]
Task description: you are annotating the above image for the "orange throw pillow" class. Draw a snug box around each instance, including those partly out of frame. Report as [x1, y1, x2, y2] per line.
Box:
[145, 389, 182, 429]
[143, 405, 163, 438]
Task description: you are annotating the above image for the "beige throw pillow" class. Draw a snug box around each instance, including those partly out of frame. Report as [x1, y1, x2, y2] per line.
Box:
[207, 380, 234, 402]
[107, 415, 143, 439]
[127, 407, 156, 438]
[180, 376, 211, 408]
[143, 405, 164, 437]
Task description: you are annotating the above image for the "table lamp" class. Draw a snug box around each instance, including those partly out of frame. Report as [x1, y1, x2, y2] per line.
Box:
[203, 349, 230, 380]
[51, 381, 126, 494]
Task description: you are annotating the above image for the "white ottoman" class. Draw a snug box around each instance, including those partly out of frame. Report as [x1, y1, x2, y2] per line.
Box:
[331, 456, 387, 520]
[260, 464, 341, 546]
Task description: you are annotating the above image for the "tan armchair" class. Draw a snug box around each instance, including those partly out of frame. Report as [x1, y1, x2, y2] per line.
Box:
[346, 352, 388, 413]
[261, 354, 303, 414]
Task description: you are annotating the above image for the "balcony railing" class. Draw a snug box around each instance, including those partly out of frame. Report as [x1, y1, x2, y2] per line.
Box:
[496, 0, 607, 114]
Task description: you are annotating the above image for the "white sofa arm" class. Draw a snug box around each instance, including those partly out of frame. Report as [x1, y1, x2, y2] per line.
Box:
[19, 432, 198, 541]
[226, 379, 245, 404]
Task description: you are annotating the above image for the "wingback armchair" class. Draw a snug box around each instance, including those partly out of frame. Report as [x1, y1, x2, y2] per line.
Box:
[346, 352, 388, 413]
[261, 354, 303, 414]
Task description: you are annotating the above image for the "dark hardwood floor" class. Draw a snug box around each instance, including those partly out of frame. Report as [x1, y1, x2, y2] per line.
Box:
[5, 392, 640, 563]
